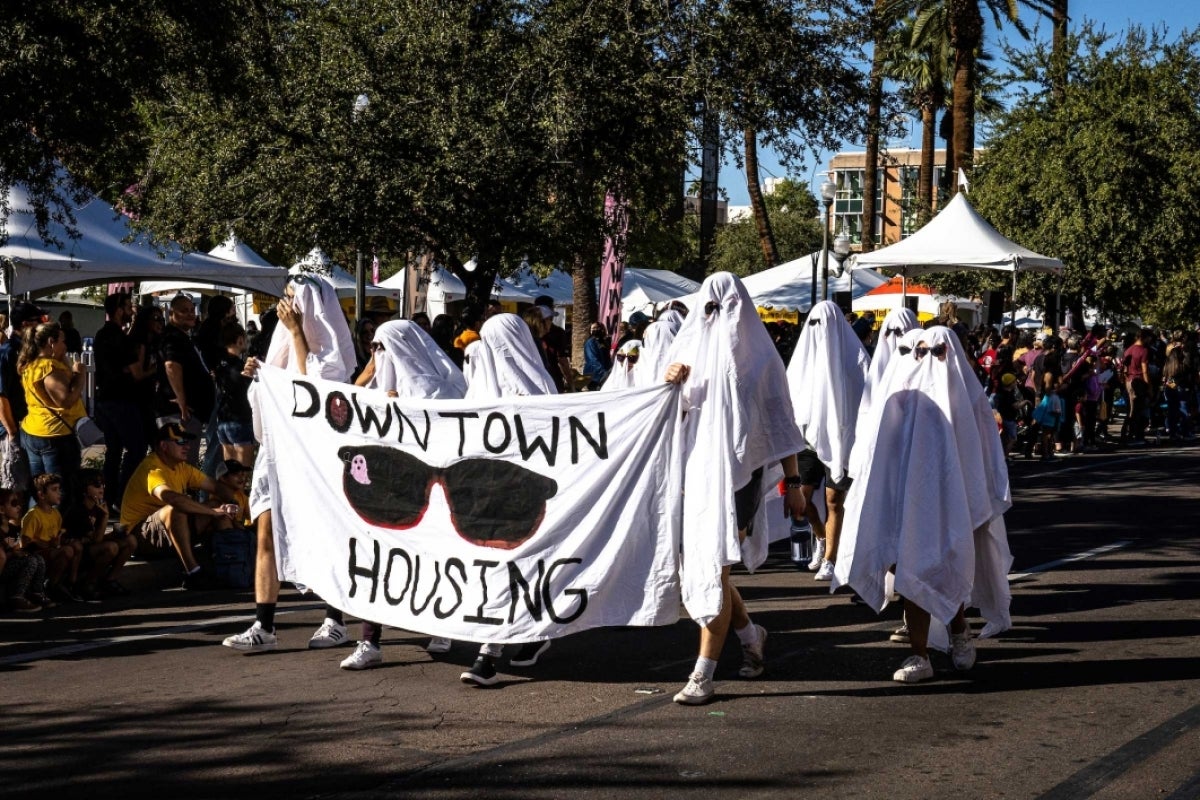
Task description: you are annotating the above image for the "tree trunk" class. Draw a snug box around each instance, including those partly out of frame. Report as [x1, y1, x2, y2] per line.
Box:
[939, 102, 955, 197]
[860, 0, 888, 252]
[918, 97, 936, 224]
[1050, 0, 1069, 105]
[570, 251, 597, 369]
[744, 128, 779, 269]
[947, 0, 982, 193]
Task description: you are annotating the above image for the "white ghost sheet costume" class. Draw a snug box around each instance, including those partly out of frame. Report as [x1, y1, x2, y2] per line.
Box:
[251, 273, 356, 523]
[633, 312, 684, 387]
[667, 272, 805, 627]
[601, 339, 642, 391]
[464, 313, 557, 399]
[834, 326, 1013, 645]
[787, 300, 870, 483]
[862, 307, 920, 421]
[371, 320, 467, 400]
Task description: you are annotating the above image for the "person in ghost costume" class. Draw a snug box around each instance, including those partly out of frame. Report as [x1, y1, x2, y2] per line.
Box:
[457, 314, 560, 685]
[336, 320, 469, 670]
[600, 339, 642, 391]
[663, 272, 806, 705]
[222, 273, 358, 653]
[786, 301, 871, 582]
[834, 326, 1013, 683]
[632, 311, 684, 388]
[860, 307, 920, 421]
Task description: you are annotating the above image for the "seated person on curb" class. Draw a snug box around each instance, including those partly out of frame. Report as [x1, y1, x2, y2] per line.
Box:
[213, 459, 251, 529]
[64, 469, 138, 598]
[21, 473, 82, 603]
[120, 423, 238, 589]
[2, 487, 48, 612]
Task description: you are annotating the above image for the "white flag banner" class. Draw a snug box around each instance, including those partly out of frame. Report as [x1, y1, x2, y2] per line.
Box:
[251, 365, 683, 643]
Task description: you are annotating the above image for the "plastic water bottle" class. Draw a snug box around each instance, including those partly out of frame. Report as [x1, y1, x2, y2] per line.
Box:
[81, 337, 96, 415]
[790, 517, 813, 569]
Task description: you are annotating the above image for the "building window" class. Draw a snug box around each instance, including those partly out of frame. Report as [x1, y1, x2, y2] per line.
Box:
[832, 169, 883, 245]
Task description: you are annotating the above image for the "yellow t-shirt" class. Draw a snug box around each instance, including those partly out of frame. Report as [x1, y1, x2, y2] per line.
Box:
[20, 357, 86, 438]
[120, 454, 208, 529]
[233, 488, 251, 527]
[21, 506, 63, 545]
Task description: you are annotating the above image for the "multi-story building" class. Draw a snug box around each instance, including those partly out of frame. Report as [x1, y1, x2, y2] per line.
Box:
[828, 148, 966, 250]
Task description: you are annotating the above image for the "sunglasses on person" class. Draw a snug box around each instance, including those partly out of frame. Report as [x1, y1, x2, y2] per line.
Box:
[615, 353, 639, 364]
[370, 341, 385, 352]
[704, 301, 720, 316]
[885, 327, 903, 337]
[807, 317, 822, 327]
[338, 445, 558, 549]
[914, 343, 948, 360]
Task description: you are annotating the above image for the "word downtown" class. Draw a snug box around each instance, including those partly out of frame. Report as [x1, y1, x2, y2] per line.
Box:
[292, 379, 609, 465]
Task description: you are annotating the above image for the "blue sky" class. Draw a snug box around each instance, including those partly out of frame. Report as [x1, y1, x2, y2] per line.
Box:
[719, 2, 1200, 206]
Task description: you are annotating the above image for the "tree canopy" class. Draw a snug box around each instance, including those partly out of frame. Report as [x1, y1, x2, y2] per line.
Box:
[971, 25, 1200, 325]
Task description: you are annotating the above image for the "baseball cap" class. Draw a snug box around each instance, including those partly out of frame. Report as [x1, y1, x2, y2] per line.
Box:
[10, 301, 47, 328]
[157, 422, 198, 444]
[536, 305, 554, 320]
[629, 311, 651, 326]
[534, 294, 555, 309]
[1000, 373, 1017, 387]
[216, 459, 251, 479]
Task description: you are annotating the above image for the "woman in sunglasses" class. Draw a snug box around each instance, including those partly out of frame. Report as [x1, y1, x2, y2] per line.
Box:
[836, 326, 1012, 684]
[662, 272, 807, 705]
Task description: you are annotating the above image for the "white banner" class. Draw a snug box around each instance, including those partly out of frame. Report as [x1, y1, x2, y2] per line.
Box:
[252, 365, 683, 643]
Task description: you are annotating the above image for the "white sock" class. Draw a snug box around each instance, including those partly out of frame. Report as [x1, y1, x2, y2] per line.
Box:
[734, 622, 759, 648]
[693, 656, 717, 681]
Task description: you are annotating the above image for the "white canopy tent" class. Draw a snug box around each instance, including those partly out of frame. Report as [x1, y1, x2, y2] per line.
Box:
[140, 234, 281, 296]
[852, 193, 1063, 323]
[617, 268, 701, 319]
[0, 183, 288, 297]
[501, 265, 574, 308]
[290, 248, 400, 301]
[379, 265, 535, 320]
[736, 252, 889, 313]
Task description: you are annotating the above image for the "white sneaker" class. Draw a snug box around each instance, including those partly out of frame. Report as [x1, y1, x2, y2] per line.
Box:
[951, 626, 977, 671]
[814, 559, 835, 581]
[673, 672, 715, 705]
[893, 655, 934, 683]
[737, 624, 767, 678]
[807, 538, 826, 571]
[308, 618, 350, 649]
[426, 636, 453, 653]
[340, 641, 382, 670]
[222, 621, 277, 652]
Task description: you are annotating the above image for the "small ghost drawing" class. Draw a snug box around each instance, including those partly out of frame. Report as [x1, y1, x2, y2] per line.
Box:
[350, 454, 371, 485]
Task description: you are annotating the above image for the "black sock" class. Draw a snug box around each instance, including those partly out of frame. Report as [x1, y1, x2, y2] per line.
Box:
[324, 606, 344, 625]
[256, 603, 276, 632]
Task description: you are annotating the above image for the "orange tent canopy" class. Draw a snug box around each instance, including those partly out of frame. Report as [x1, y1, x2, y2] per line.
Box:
[864, 276, 934, 296]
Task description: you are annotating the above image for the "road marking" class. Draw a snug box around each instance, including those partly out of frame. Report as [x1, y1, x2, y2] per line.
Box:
[1008, 541, 1134, 583]
[1036, 703, 1200, 800]
[0, 602, 324, 667]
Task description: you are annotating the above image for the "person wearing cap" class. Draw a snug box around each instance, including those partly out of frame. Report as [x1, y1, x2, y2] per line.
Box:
[0, 301, 46, 495]
[993, 372, 1027, 459]
[119, 423, 239, 589]
[533, 296, 573, 392]
[214, 459, 252, 528]
[621, 311, 651, 348]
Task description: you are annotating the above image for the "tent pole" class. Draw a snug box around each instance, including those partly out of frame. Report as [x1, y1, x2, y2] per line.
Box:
[1010, 270, 1018, 328]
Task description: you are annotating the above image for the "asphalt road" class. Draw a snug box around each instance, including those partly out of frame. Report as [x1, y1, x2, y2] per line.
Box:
[3, 444, 1199, 800]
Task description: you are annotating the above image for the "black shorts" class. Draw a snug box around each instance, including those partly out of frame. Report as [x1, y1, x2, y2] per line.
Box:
[795, 448, 853, 493]
[733, 467, 764, 531]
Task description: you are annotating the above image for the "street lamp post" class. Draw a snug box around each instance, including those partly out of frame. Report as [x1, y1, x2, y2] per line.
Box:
[352, 93, 370, 324]
[819, 179, 836, 301]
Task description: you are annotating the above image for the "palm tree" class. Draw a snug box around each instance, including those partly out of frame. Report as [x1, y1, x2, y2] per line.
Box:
[1050, 0, 1069, 104]
[945, 0, 1041, 190]
[744, 128, 780, 267]
[860, 0, 897, 253]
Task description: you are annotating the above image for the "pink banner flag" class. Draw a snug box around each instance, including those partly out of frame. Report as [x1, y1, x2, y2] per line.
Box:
[598, 193, 630, 353]
[371, 253, 380, 285]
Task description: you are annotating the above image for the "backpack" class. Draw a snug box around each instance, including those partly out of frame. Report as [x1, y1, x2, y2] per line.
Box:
[211, 527, 256, 589]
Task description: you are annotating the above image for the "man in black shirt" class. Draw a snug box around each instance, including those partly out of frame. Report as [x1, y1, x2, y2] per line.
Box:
[534, 295, 573, 393]
[93, 292, 148, 508]
[156, 295, 215, 466]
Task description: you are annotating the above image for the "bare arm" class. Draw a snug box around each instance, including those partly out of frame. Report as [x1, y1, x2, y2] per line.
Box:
[164, 360, 189, 421]
[128, 343, 151, 382]
[40, 362, 86, 408]
[277, 298, 310, 376]
[155, 486, 232, 520]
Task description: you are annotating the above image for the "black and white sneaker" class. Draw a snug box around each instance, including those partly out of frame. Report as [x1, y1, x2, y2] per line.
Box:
[509, 640, 551, 667]
[308, 619, 350, 649]
[460, 655, 500, 686]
